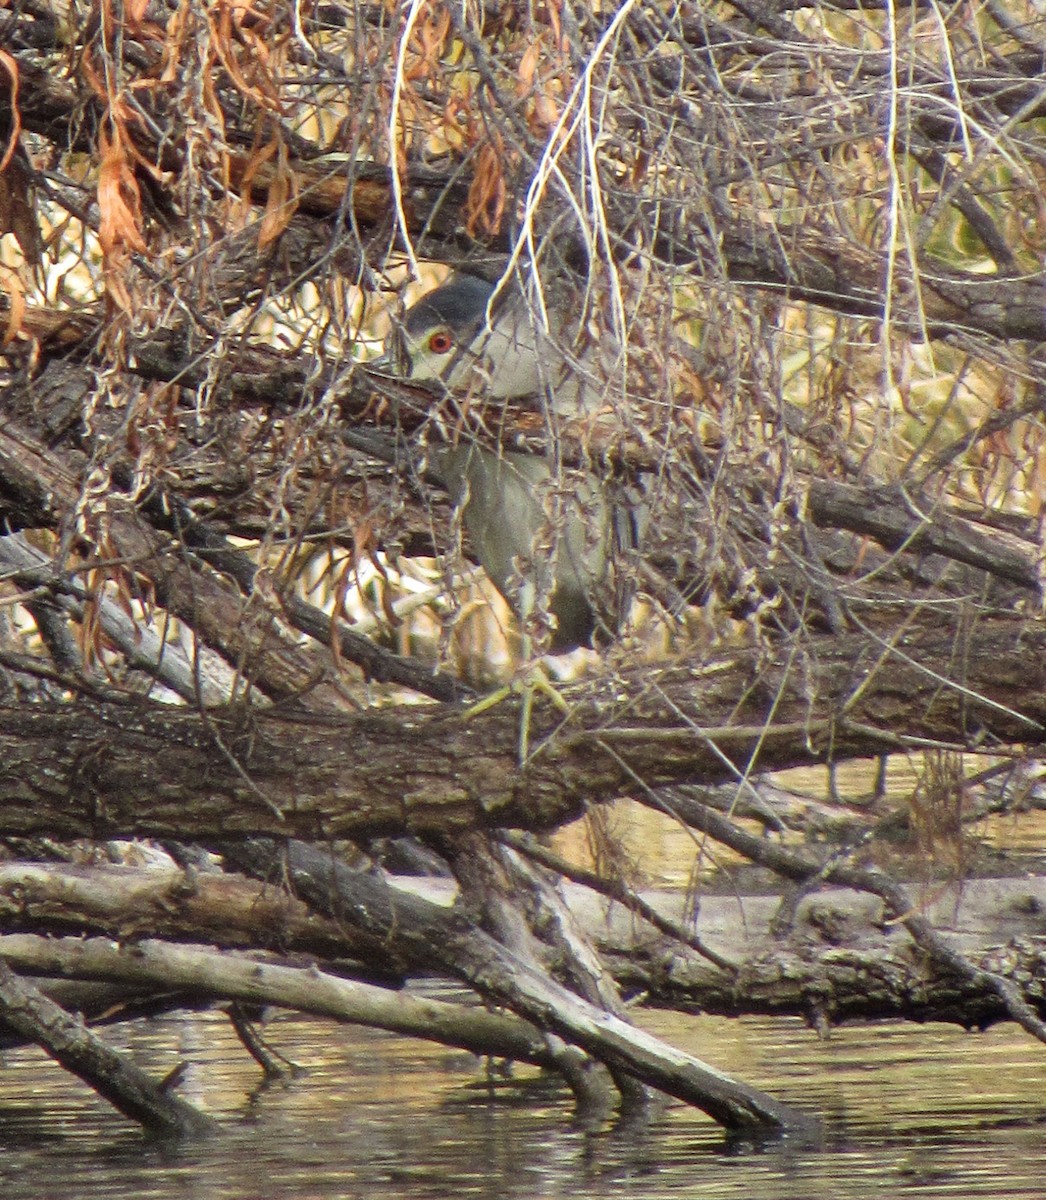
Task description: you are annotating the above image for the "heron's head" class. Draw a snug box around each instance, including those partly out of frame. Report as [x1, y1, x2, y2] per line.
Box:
[381, 274, 495, 388]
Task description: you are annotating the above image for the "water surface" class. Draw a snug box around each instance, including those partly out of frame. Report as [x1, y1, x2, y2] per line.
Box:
[0, 1005, 1041, 1199]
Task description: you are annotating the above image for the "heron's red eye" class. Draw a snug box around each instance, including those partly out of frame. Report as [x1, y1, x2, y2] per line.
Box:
[428, 329, 454, 355]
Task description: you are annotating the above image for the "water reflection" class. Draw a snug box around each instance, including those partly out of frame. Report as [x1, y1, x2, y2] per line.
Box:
[0, 1008, 1042, 1199]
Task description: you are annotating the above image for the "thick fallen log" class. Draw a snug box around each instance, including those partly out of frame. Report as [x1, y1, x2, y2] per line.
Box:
[0, 860, 388, 967]
[587, 879, 1046, 1029]
[0, 612, 1042, 844]
[340, 871, 1046, 1032]
[0, 935, 561, 1071]
[637, 790, 1046, 1042]
[5, 860, 1046, 1029]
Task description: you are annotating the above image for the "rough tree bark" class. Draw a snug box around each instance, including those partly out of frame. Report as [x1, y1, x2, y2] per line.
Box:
[0, 602, 1040, 844]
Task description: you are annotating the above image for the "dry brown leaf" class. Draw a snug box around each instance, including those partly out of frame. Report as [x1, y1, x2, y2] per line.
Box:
[97, 123, 149, 260]
[518, 40, 542, 92]
[409, 5, 451, 81]
[209, 0, 283, 112]
[545, 0, 564, 48]
[0, 265, 26, 345]
[125, 0, 150, 29]
[257, 140, 299, 250]
[0, 148, 43, 269]
[465, 139, 507, 237]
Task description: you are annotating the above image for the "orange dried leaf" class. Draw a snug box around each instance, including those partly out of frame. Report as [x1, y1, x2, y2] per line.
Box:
[125, 0, 150, 28]
[466, 140, 507, 237]
[416, 7, 451, 71]
[237, 140, 277, 194]
[97, 123, 148, 259]
[518, 40, 542, 91]
[210, 0, 283, 112]
[546, 0, 564, 48]
[79, 581, 103, 668]
[0, 265, 26, 345]
[257, 144, 299, 250]
[531, 88, 560, 132]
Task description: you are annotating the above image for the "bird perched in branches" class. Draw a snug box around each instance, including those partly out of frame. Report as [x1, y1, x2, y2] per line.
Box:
[374, 272, 635, 652]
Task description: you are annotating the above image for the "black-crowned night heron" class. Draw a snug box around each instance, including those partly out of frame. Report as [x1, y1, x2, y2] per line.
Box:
[376, 273, 632, 653]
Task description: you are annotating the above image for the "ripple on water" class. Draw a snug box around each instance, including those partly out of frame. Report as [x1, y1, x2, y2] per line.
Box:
[0, 1010, 1042, 1200]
